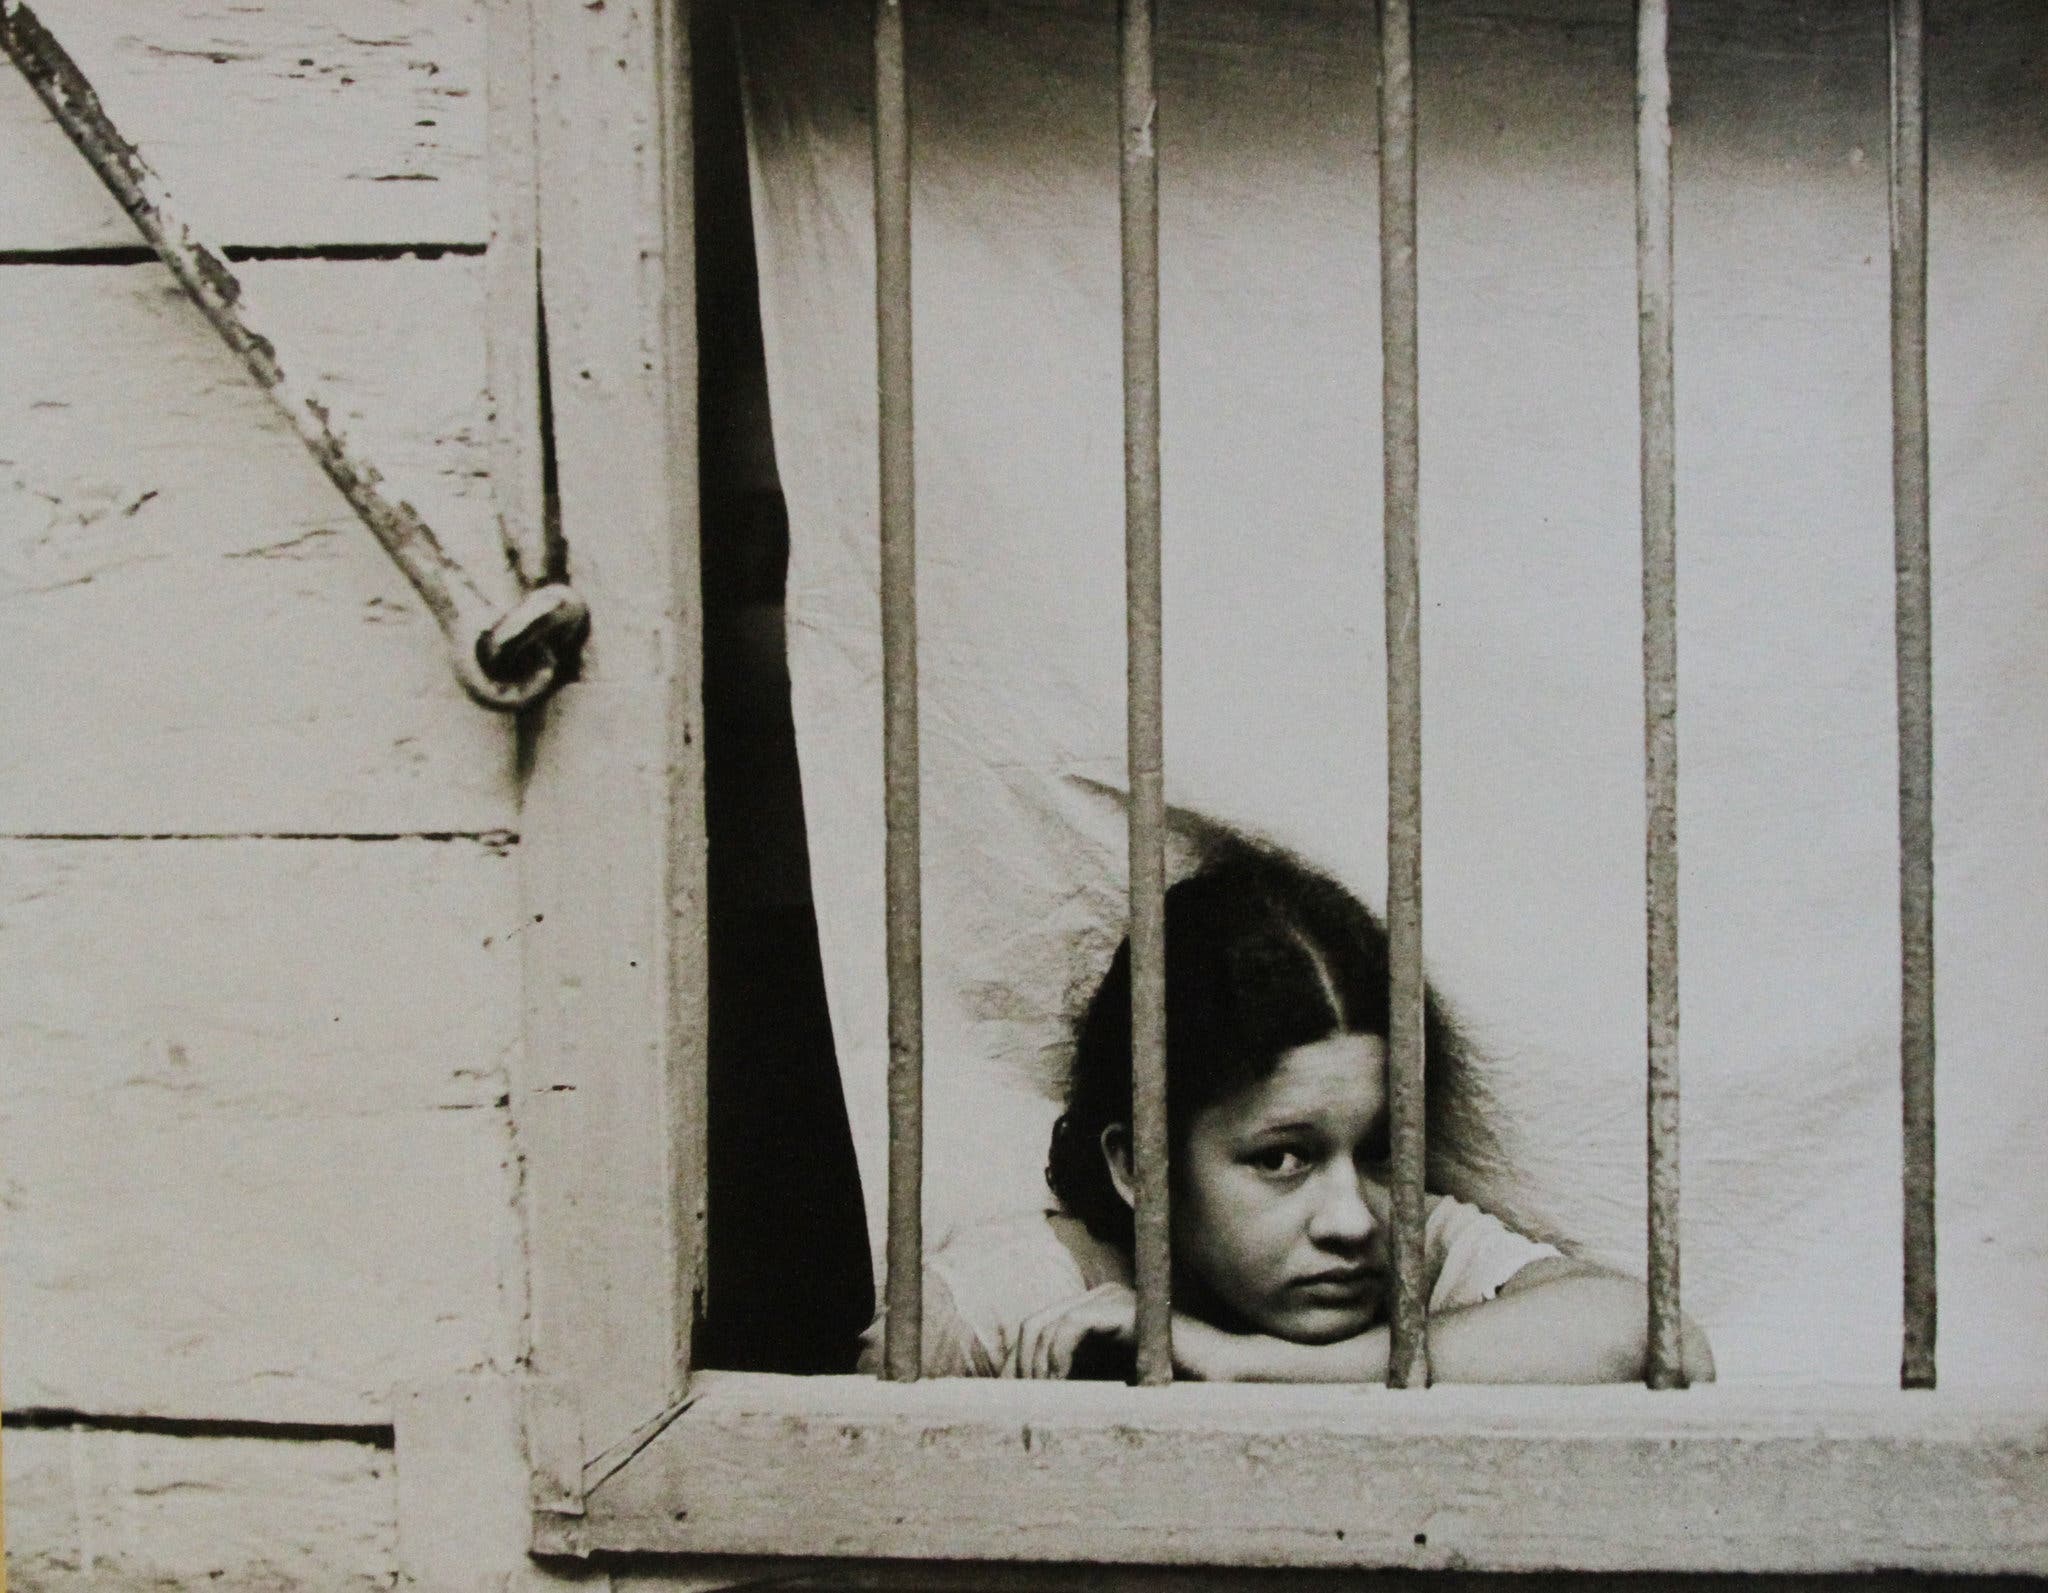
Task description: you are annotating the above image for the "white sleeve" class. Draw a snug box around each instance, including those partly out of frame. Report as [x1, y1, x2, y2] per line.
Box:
[1424, 1195, 1564, 1313]
[856, 1265, 1001, 1377]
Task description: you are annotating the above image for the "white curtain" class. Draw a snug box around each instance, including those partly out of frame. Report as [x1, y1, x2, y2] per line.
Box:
[741, 0, 2048, 1383]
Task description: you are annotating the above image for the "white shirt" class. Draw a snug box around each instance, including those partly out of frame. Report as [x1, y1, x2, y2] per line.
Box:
[859, 1197, 1562, 1377]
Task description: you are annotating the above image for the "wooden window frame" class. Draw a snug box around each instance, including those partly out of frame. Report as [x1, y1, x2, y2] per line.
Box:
[507, 0, 2048, 1576]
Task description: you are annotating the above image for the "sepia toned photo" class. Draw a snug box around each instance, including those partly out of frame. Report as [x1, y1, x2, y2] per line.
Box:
[2, 0, 2042, 1587]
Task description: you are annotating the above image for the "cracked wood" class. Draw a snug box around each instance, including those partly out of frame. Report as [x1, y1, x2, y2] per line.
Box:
[0, 257, 517, 833]
[4, 1425, 398, 1590]
[0, 0, 483, 251]
[0, 837, 523, 1423]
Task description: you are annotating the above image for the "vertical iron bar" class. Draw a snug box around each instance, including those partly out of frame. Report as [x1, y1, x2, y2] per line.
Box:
[1635, 0, 1685, 1391]
[1120, 0, 1172, 1389]
[875, 0, 925, 1383]
[1890, 0, 1937, 1392]
[1377, 0, 1428, 1391]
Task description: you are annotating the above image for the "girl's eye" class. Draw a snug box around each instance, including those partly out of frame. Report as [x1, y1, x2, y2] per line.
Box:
[1249, 1147, 1307, 1176]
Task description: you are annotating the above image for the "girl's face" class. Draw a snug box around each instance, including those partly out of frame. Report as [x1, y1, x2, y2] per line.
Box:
[1171, 1031, 1394, 1344]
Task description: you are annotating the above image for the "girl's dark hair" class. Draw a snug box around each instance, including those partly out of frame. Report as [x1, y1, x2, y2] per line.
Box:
[1046, 838, 1499, 1248]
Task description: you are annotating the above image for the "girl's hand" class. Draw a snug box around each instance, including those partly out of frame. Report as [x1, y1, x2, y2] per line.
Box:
[1010, 1283, 1138, 1379]
[1010, 1287, 1374, 1383]
[1007, 1286, 1271, 1382]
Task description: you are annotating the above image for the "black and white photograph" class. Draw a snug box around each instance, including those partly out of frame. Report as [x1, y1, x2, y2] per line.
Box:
[1, 0, 2042, 1587]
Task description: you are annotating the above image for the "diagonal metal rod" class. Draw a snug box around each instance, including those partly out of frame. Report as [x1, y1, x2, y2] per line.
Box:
[1377, 0, 1429, 1392]
[1890, 0, 1937, 1393]
[1120, 0, 1172, 1390]
[874, 0, 926, 1384]
[0, 0, 584, 711]
[1635, 0, 1686, 1391]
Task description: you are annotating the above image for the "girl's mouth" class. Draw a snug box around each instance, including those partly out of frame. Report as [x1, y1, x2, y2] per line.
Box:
[1292, 1268, 1378, 1301]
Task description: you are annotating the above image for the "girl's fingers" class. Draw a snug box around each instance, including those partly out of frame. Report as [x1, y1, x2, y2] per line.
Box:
[1057, 1293, 1135, 1377]
[1045, 1292, 1122, 1378]
[1017, 1284, 1136, 1379]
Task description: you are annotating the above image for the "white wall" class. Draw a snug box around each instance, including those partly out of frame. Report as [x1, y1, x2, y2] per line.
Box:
[0, 3, 524, 1584]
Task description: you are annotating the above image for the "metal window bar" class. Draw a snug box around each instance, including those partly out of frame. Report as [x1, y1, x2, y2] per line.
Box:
[875, 0, 926, 1383]
[1890, 0, 1937, 1393]
[1378, 0, 1430, 1391]
[874, 0, 1938, 1399]
[1635, 0, 1685, 1391]
[1121, 0, 1174, 1389]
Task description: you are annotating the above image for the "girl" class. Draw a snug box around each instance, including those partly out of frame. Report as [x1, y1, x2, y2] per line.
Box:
[861, 838, 1714, 1382]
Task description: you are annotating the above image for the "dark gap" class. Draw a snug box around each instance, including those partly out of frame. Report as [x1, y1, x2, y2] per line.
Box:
[0, 241, 485, 267]
[587, 1558, 2037, 1593]
[6, 1408, 395, 1448]
[533, 250, 569, 586]
[231, 242, 487, 261]
[692, 0, 873, 1375]
[0, 246, 156, 267]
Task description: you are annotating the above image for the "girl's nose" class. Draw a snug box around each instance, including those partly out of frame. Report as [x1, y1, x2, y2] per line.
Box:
[1306, 1165, 1381, 1249]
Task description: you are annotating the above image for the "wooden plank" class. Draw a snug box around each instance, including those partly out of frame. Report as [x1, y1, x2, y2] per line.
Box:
[1, 1425, 396, 1590]
[515, 0, 701, 1458]
[516, 683, 697, 1448]
[592, 1375, 2048, 1575]
[2, 0, 551, 713]
[0, 258, 517, 835]
[612, 1563, 2029, 1593]
[396, 1375, 613, 1592]
[0, 0, 484, 251]
[0, 837, 518, 1113]
[0, 838, 522, 1423]
[0, 1088, 513, 1430]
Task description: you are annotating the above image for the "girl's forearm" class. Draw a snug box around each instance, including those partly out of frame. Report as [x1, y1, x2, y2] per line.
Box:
[1426, 1273, 1692, 1384]
[1214, 1273, 1714, 1385]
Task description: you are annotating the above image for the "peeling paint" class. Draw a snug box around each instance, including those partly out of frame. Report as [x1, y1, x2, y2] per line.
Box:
[223, 526, 339, 561]
[1, 3, 579, 712]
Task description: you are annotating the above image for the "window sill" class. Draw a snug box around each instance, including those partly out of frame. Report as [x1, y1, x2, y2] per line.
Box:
[568, 1373, 2048, 1574]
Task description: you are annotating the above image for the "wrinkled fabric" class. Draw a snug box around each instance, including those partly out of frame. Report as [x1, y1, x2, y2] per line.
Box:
[741, 0, 2048, 1383]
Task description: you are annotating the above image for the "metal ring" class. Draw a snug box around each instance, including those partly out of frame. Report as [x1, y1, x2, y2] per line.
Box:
[458, 585, 591, 711]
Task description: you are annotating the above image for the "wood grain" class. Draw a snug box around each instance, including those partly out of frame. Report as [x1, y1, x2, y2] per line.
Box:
[0, 838, 522, 1423]
[591, 1375, 2048, 1575]
[0, 259, 517, 835]
[611, 1562, 2040, 1593]
[396, 1375, 614, 1593]
[0, 0, 484, 251]
[514, 0, 703, 1460]
[2, 1425, 397, 1590]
